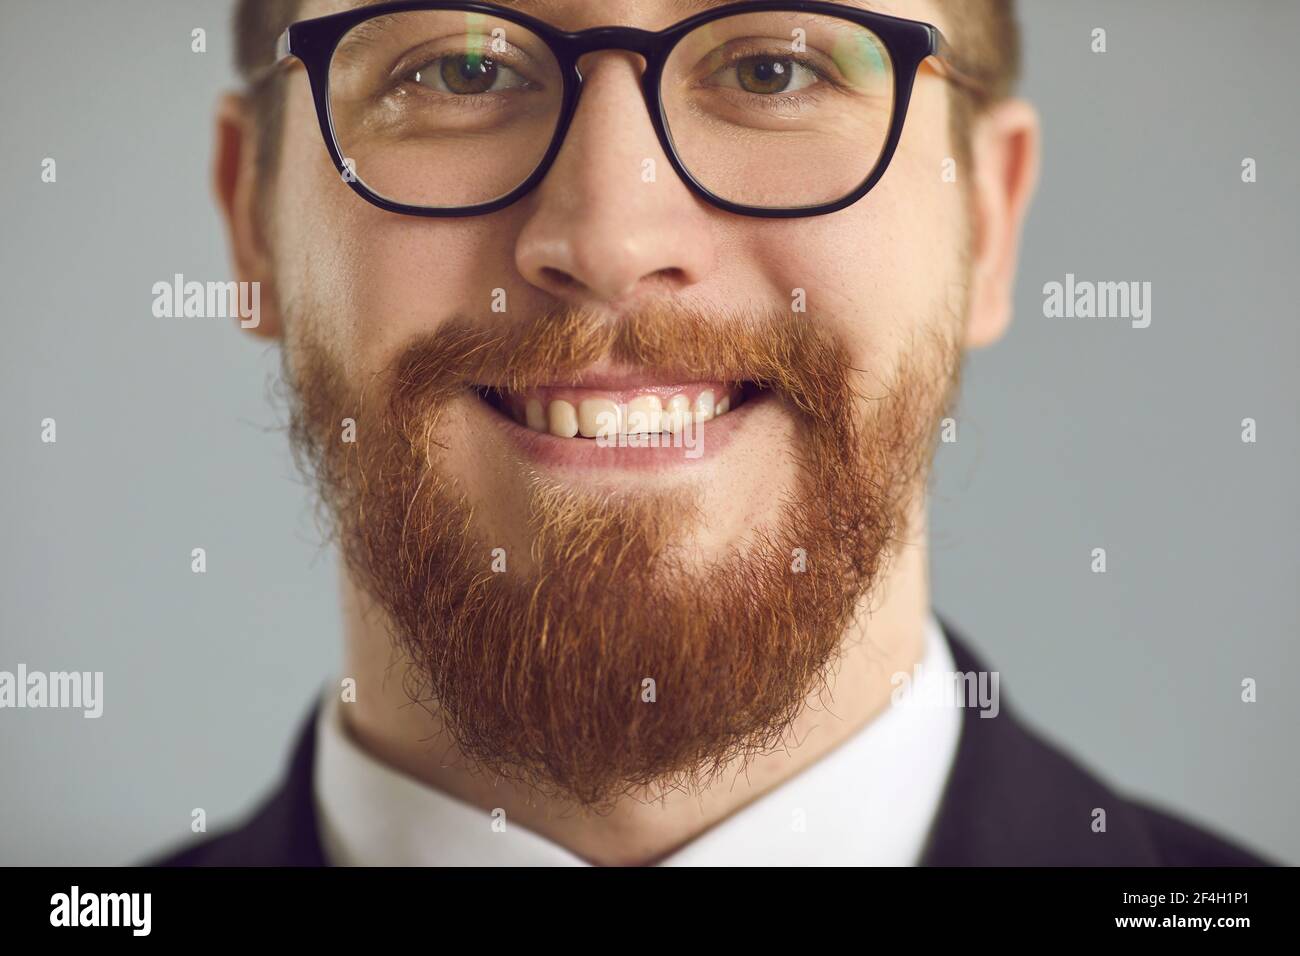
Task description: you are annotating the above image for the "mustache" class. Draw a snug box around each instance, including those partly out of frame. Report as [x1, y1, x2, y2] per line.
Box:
[384, 302, 861, 435]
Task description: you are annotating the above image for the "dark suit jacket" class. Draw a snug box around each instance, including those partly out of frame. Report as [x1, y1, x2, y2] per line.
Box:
[152, 620, 1270, 866]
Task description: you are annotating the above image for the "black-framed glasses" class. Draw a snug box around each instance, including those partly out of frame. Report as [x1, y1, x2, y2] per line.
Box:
[255, 0, 980, 218]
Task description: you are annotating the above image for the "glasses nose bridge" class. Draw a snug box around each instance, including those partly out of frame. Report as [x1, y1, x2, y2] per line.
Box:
[562, 26, 664, 117]
[566, 25, 661, 59]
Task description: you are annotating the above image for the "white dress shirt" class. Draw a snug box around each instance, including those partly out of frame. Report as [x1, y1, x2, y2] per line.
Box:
[314, 613, 962, 866]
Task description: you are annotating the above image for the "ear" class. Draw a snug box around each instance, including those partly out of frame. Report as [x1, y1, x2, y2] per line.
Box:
[213, 92, 283, 340]
[963, 98, 1040, 349]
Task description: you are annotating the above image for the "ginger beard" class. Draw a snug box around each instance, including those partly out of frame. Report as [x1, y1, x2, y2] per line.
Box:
[285, 303, 962, 807]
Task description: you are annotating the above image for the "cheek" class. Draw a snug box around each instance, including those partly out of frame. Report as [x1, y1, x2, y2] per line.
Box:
[740, 83, 965, 367]
[274, 80, 513, 380]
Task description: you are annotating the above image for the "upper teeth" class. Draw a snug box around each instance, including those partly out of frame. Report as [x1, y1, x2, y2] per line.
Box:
[519, 390, 736, 439]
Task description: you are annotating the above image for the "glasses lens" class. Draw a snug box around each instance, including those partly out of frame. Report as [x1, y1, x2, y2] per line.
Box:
[661, 11, 895, 209]
[328, 11, 564, 208]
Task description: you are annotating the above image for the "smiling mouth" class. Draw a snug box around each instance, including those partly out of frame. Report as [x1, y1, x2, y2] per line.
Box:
[475, 380, 758, 440]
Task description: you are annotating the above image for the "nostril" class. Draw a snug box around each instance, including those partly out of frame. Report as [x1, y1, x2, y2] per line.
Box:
[540, 267, 581, 290]
[538, 264, 689, 306]
[646, 267, 687, 287]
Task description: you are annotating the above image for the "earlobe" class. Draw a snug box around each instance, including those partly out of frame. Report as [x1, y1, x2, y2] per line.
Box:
[213, 92, 283, 340]
[962, 98, 1041, 350]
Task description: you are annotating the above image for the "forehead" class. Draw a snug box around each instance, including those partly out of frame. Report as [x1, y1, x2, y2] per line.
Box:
[299, 0, 947, 31]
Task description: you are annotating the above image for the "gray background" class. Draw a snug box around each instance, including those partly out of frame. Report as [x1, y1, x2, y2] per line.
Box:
[1, 0, 1295, 865]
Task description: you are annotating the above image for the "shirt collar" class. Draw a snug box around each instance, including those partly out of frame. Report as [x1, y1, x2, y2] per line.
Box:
[314, 612, 961, 866]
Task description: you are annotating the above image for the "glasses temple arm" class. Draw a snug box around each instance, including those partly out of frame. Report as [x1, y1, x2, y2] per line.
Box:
[927, 29, 988, 98]
[245, 29, 298, 89]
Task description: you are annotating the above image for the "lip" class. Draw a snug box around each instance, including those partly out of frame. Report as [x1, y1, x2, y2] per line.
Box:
[479, 387, 769, 472]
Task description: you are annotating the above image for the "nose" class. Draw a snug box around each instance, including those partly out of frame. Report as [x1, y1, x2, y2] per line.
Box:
[514, 52, 716, 310]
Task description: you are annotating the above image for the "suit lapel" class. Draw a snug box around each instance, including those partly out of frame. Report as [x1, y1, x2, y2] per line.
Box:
[920, 617, 1161, 865]
[227, 702, 329, 866]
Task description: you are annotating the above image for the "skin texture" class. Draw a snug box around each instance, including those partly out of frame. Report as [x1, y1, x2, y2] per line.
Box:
[214, 0, 1039, 865]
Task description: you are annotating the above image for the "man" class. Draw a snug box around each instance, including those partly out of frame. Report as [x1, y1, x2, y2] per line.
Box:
[157, 0, 1265, 866]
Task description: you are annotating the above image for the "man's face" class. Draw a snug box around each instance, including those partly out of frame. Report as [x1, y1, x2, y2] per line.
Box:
[264, 0, 971, 804]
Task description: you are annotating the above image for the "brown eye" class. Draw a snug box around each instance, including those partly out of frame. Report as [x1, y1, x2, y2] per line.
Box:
[735, 56, 793, 94]
[442, 54, 496, 93]
[703, 54, 820, 96]
[411, 54, 526, 95]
